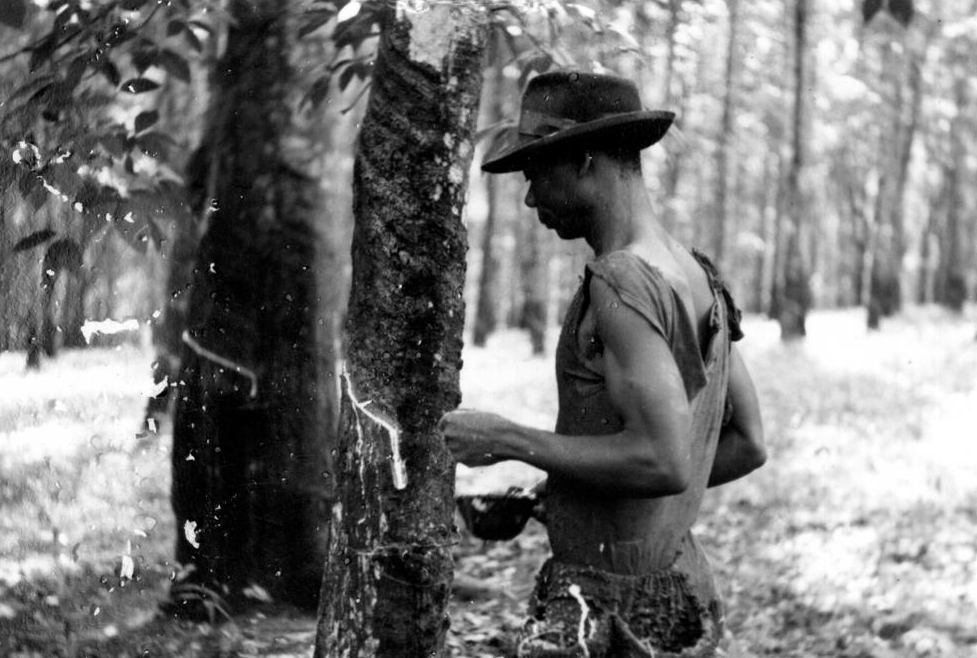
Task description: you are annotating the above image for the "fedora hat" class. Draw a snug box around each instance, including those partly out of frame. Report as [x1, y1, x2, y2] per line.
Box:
[481, 71, 674, 174]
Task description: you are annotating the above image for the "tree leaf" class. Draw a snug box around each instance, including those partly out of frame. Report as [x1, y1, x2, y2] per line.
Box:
[183, 27, 203, 52]
[299, 9, 336, 38]
[121, 77, 160, 94]
[0, 0, 28, 30]
[862, 0, 883, 23]
[888, 0, 913, 26]
[135, 110, 159, 133]
[45, 161, 83, 199]
[304, 73, 333, 108]
[338, 64, 356, 92]
[166, 20, 186, 37]
[100, 59, 121, 86]
[188, 20, 214, 34]
[135, 132, 168, 158]
[131, 47, 158, 74]
[103, 22, 133, 48]
[12, 229, 57, 253]
[159, 49, 190, 83]
[43, 239, 83, 272]
[29, 33, 58, 72]
[65, 56, 88, 92]
[100, 132, 128, 158]
[18, 170, 48, 211]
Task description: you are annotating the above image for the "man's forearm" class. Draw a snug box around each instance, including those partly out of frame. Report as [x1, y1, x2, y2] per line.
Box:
[707, 425, 766, 487]
[500, 423, 690, 497]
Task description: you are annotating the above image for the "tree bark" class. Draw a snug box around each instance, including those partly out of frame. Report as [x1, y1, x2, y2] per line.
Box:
[167, 0, 331, 613]
[314, 4, 486, 656]
[776, 0, 811, 339]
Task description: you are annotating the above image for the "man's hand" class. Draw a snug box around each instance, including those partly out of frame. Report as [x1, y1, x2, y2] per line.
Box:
[439, 409, 517, 467]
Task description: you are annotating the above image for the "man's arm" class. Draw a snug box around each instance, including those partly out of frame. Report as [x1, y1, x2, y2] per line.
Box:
[440, 277, 693, 497]
[707, 345, 765, 487]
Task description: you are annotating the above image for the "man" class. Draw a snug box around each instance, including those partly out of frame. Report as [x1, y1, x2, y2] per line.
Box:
[440, 71, 766, 657]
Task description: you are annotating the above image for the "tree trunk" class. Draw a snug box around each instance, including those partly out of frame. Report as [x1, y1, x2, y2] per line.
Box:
[472, 51, 505, 348]
[713, 0, 739, 268]
[519, 215, 549, 355]
[777, 0, 811, 339]
[314, 5, 486, 656]
[660, 0, 688, 235]
[866, 22, 921, 328]
[935, 72, 970, 312]
[144, 14, 219, 426]
[167, 0, 331, 613]
[0, 206, 10, 352]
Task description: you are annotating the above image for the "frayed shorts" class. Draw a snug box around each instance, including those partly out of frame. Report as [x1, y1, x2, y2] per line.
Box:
[514, 549, 723, 657]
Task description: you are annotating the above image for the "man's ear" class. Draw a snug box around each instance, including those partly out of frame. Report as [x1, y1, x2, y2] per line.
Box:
[578, 151, 594, 177]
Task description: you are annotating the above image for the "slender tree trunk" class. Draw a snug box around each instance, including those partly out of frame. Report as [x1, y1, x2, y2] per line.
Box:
[520, 216, 549, 355]
[167, 0, 331, 613]
[713, 0, 739, 268]
[0, 206, 8, 352]
[777, 0, 811, 339]
[472, 50, 505, 347]
[867, 23, 920, 328]
[660, 0, 686, 234]
[935, 74, 969, 312]
[314, 5, 486, 656]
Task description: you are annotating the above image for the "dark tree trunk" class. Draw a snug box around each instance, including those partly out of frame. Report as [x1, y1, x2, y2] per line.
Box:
[934, 74, 969, 313]
[167, 0, 331, 613]
[0, 207, 8, 352]
[777, 0, 811, 339]
[314, 5, 486, 656]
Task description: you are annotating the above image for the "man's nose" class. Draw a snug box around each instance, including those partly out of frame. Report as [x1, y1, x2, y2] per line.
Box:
[524, 186, 536, 208]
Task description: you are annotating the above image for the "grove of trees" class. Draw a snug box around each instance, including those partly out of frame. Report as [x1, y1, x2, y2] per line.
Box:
[0, 0, 974, 654]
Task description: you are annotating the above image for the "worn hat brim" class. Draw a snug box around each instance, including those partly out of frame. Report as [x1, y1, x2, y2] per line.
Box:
[481, 110, 675, 174]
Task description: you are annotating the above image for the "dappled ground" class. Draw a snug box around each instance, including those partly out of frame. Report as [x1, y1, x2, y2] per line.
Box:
[2, 306, 976, 657]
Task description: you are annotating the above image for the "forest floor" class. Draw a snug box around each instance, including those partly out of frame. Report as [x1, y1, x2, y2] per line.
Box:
[1, 306, 976, 658]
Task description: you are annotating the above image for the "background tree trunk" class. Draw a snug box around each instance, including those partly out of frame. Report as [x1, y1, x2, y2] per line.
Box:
[519, 214, 550, 355]
[776, 0, 811, 339]
[713, 0, 740, 268]
[472, 48, 505, 348]
[168, 0, 331, 613]
[314, 5, 486, 656]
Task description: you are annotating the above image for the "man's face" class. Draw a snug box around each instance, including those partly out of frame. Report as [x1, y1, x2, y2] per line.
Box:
[522, 154, 588, 240]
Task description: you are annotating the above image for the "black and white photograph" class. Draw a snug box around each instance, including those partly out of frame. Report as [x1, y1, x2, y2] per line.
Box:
[0, 0, 975, 656]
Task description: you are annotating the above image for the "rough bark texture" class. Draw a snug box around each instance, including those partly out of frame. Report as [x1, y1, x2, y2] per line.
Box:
[168, 0, 331, 612]
[314, 5, 486, 657]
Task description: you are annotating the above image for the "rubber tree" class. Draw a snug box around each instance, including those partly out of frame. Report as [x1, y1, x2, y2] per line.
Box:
[774, 0, 812, 339]
[313, 3, 487, 656]
[167, 0, 333, 613]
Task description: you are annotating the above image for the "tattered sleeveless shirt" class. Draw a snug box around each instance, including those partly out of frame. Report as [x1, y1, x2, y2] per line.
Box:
[544, 249, 744, 649]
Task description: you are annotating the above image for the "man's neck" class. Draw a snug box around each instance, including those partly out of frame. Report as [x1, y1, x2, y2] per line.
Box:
[587, 170, 660, 256]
